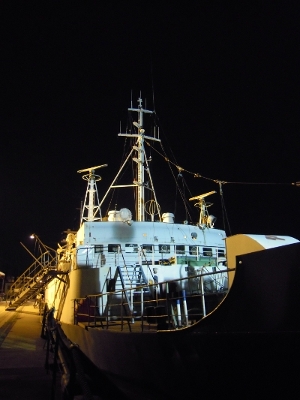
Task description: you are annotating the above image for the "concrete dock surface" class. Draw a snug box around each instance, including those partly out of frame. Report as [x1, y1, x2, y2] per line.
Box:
[0, 301, 62, 400]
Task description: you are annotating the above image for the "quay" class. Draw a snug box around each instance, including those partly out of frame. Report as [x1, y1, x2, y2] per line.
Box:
[0, 300, 62, 400]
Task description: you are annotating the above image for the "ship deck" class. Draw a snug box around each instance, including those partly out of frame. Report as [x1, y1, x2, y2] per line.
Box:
[77, 311, 203, 333]
[79, 319, 168, 333]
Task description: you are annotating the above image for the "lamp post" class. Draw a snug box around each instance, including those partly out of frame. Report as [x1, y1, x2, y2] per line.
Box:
[20, 234, 57, 270]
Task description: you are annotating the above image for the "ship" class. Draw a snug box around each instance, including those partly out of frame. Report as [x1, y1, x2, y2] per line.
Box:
[6, 97, 300, 399]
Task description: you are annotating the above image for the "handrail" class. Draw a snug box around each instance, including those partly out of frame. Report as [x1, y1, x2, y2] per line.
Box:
[6, 249, 58, 306]
[74, 268, 234, 332]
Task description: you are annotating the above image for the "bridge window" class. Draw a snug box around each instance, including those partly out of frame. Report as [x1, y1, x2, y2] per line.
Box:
[189, 246, 198, 255]
[142, 245, 153, 253]
[176, 245, 185, 254]
[125, 244, 138, 253]
[218, 249, 225, 257]
[94, 245, 103, 253]
[203, 247, 213, 256]
[159, 245, 170, 254]
[108, 244, 120, 253]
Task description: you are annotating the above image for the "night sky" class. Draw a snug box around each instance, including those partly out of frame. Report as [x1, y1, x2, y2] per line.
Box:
[1, 3, 300, 276]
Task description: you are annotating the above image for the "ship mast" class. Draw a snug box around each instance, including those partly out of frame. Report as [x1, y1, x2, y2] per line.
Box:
[116, 97, 161, 221]
[77, 164, 107, 224]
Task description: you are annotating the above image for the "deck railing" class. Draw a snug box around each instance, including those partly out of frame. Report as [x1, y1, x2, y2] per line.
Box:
[73, 268, 234, 332]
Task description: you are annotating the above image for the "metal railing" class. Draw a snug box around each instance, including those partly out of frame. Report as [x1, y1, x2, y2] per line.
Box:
[6, 250, 57, 307]
[73, 267, 234, 332]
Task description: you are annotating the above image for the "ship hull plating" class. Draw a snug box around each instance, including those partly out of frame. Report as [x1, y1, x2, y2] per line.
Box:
[57, 243, 300, 399]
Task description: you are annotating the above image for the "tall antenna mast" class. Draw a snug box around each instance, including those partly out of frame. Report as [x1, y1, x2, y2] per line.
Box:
[117, 96, 160, 221]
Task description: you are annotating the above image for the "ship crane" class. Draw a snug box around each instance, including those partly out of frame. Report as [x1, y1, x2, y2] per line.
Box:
[77, 164, 108, 225]
[189, 190, 217, 228]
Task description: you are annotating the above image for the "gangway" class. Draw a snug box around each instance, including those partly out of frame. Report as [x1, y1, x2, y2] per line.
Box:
[6, 244, 68, 310]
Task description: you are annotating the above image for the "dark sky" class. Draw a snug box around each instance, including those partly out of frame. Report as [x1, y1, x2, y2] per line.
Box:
[1, 3, 300, 275]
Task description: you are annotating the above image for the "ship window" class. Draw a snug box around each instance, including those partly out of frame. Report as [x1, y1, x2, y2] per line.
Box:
[203, 247, 213, 256]
[159, 245, 170, 253]
[108, 244, 120, 253]
[218, 249, 225, 257]
[176, 245, 185, 254]
[125, 244, 138, 253]
[94, 245, 103, 253]
[189, 246, 198, 255]
[142, 245, 153, 253]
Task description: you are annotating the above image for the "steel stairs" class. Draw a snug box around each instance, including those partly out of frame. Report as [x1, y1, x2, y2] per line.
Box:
[6, 251, 68, 310]
[110, 264, 151, 317]
[114, 264, 151, 292]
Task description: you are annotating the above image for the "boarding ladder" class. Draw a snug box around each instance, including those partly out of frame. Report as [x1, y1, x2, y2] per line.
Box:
[6, 251, 67, 310]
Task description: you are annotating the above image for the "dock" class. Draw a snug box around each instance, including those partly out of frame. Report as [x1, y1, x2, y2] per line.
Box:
[0, 300, 62, 400]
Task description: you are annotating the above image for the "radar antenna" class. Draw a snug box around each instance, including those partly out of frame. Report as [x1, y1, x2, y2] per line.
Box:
[99, 96, 161, 222]
[78, 164, 108, 225]
[189, 191, 217, 228]
[77, 164, 108, 174]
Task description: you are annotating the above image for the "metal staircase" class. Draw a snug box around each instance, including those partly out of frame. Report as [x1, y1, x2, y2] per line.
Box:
[6, 249, 67, 310]
[112, 264, 151, 317]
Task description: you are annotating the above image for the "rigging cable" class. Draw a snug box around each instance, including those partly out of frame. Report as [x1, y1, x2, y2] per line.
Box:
[144, 138, 299, 234]
[158, 140, 193, 221]
[145, 138, 299, 187]
[218, 181, 232, 235]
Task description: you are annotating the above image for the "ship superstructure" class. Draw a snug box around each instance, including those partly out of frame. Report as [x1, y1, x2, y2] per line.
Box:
[44, 97, 228, 323]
